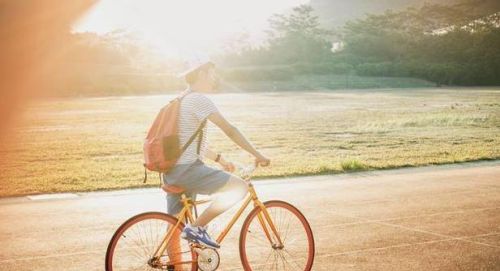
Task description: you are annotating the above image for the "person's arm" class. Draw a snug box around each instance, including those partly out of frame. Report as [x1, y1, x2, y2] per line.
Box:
[204, 146, 218, 161]
[207, 112, 270, 166]
[204, 147, 235, 172]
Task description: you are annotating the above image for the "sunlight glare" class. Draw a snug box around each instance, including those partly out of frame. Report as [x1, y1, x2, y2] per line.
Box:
[73, 0, 309, 58]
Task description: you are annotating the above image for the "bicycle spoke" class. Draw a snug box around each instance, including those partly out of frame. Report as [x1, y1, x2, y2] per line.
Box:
[272, 252, 280, 271]
[283, 248, 308, 267]
[259, 248, 275, 271]
[130, 225, 151, 258]
[277, 208, 284, 236]
[281, 216, 292, 244]
[147, 220, 154, 257]
[279, 250, 304, 270]
[277, 251, 290, 270]
[119, 234, 147, 261]
[247, 227, 273, 247]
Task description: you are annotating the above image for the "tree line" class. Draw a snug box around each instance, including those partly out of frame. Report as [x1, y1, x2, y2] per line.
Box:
[221, 0, 500, 86]
[50, 0, 499, 96]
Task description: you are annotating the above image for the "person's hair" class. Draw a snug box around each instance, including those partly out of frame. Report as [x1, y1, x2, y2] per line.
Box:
[185, 62, 215, 85]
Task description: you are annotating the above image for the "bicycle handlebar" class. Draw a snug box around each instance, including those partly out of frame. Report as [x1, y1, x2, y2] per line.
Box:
[233, 162, 257, 179]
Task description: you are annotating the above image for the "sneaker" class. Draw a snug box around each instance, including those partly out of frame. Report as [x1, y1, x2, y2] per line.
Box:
[181, 224, 220, 249]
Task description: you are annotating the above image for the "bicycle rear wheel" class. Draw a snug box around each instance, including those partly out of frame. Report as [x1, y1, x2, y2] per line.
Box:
[105, 212, 197, 271]
[239, 200, 315, 271]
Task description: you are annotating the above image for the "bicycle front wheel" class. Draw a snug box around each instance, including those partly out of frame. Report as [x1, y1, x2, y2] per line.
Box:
[105, 212, 197, 271]
[239, 200, 315, 271]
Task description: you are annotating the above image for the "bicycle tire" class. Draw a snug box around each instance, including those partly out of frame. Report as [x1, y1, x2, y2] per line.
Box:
[239, 200, 315, 271]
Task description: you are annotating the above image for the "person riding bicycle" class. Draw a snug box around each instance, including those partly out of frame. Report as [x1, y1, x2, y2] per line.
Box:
[163, 57, 270, 249]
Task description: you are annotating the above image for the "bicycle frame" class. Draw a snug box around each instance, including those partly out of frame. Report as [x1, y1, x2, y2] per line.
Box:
[151, 180, 284, 264]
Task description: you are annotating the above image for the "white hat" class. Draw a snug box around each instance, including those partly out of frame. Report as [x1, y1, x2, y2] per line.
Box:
[177, 54, 214, 78]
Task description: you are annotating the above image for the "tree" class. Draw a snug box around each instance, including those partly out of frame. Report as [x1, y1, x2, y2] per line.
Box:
[341, 0, 500, 85]
[264, 5, 333, 64]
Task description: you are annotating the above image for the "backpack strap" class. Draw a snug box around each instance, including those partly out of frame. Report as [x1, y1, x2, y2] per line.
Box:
[180, 119, 207, 154]
[178, 90, 206, 155]
[196, 121, 204, 155]
[178, 89, 193, 101]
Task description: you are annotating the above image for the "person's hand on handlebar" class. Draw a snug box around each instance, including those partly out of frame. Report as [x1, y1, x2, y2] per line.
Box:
[218, 156, 236, 173]
[255, 152, 270, 167]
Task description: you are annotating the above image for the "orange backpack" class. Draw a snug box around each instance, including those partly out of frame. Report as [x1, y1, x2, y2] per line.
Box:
[143, 93, 206, 182]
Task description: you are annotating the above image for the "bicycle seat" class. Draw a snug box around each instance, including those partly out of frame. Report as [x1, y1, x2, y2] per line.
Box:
[161, 184, 185, 194]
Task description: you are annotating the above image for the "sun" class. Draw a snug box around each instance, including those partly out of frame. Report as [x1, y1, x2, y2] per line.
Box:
[73, 0, 309, 58]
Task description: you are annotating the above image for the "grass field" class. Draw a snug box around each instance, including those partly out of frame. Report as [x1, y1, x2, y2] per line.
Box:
[0, 88, 499, 197]
[229, 74, 436, 91]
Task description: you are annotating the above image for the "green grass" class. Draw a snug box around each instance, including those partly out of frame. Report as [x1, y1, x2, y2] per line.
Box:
[0, 88, 499, 197]
[225, 74, 436, 91]
[341, 159, 368, 171]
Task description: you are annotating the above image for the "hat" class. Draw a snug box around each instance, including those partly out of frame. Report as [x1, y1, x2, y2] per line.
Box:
[177, 54, 214, 78]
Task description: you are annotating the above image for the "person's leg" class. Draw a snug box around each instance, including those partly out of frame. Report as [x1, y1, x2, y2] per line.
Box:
[165, 192, 189, 269]
[179, 161, 247, 248]
[166, 217, 182, 269]
[192, 175, 248, 227]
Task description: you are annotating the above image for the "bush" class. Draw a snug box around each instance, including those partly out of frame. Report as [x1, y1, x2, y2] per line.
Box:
[341, 159, 368, 171]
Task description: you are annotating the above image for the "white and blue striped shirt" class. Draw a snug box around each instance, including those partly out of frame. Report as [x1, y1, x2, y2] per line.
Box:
[177, 89, 218, 165]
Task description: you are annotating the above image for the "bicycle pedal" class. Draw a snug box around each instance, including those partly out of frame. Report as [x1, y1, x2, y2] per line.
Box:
[181, 235, 198, 243]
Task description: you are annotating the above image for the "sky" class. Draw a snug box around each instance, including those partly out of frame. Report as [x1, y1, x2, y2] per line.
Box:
[73, 0, 309, 58]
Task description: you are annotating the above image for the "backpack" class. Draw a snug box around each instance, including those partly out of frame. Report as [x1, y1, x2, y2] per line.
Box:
[143, 93, 206, 182]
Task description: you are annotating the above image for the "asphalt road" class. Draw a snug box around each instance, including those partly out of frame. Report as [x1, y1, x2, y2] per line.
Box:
[0, 161, 499, 270]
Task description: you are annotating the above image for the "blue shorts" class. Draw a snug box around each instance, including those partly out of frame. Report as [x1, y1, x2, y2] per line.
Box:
[162, 159, 231, 214]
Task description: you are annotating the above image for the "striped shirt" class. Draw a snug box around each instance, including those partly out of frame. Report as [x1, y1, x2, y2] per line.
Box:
[176, 89, 219, 165]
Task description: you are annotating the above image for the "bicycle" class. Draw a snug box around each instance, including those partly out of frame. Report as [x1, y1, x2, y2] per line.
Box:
[105, 163, 315, 270]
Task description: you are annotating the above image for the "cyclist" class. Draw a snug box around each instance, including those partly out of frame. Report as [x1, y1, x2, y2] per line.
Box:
[163, 57, 270, 249]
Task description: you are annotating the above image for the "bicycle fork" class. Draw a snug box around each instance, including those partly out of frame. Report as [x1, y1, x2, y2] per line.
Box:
[248, 183, 284, 249]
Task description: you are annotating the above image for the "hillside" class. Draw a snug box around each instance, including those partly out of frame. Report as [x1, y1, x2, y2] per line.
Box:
[309, 0, 500, 28]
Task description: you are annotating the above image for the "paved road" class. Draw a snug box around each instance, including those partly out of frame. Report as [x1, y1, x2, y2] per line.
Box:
[0, 161, 499, 270]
